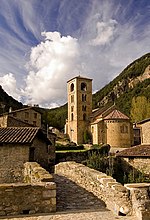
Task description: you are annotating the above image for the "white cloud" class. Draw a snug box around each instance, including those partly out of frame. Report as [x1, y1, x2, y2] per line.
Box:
[24, 31, 80, 107]
[0, 73, 22, 101]
[90, 19, 118, 46]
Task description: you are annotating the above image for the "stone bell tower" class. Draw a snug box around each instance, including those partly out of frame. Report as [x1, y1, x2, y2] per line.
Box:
[67, 76, 92, 144]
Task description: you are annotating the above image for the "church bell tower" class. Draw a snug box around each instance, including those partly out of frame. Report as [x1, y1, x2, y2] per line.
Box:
[67, 76, 92, 144]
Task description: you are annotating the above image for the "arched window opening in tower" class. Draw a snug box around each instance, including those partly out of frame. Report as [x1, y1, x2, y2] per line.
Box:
[70, 83, 74, 92]
[82, 94, 87, 102]
[83, 113, 86, 121]
[71, 95, 74, 103]
[71, 113, 74, 121]
[82, 105, 86, 111]
[81, 82, 87, 91]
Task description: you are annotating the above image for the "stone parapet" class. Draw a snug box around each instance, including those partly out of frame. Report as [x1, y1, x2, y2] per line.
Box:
[125, 183, 150, 220]
[0, 162, 56, 216]
[24, 162, 54, 183]
[55, 161, 132, 216]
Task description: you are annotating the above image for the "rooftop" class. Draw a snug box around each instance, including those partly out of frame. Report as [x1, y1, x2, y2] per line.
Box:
[104, 109, 129, 120]
[116, 145, 150, 157]
[0, 127, 48, 144]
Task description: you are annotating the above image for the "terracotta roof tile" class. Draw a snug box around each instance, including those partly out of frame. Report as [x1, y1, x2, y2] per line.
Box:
[104, 109, 129, 120]
[116, 145, 150, 157]
[0, 127, 39, 144]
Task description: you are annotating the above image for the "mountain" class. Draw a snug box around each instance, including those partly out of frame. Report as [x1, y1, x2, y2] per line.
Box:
[92, 53, 150, 121]
[0, 85, 23, 114]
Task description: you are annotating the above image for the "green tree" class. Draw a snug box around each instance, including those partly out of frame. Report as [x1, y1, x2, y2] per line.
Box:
[130, 96, 150, 122]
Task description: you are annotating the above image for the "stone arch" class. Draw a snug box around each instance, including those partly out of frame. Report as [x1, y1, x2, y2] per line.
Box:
[81, 82, 87, 91]
[70, 83, 74, 92]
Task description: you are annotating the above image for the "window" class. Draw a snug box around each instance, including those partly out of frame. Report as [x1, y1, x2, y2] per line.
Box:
[71, 106, 74, 112]
[34, 113, 37, 119]
[25, 112, 29, 118]
[33, 121, 37, 126]
[83, 113, 86, 121]
[82, 94, 86, 102]
[81, 82, 87, 91]
[71, 95, 74, 103]
[82, 105, 86, 111]
[70, 83, 74, 92]
[120, 124, 128, 133]
[71, 113, 74, 121]
[91, 126, 94, 133]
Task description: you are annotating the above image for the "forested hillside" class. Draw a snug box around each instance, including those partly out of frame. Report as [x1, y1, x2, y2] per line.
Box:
[0, 85, 22, 114]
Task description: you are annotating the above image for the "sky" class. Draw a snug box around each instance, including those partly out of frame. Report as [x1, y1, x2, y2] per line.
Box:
[0, 0, 149, 108]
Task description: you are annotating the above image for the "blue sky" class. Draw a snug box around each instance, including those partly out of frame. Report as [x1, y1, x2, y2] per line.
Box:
[0, 0, 149, 107]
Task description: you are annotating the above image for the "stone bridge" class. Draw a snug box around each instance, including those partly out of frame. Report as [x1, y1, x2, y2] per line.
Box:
[55, 161, 150, 220]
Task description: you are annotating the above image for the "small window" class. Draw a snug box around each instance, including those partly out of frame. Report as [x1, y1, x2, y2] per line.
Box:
[71, 106, 74, 112]
[34, 113, 37, 119]
[91, 126, 94, 133]
[82, 105, 86, 111]
[81, 83, 87, 91]
[70, 83, 74, 92]
[71, 95, 74, 103]
[25, 112, 29, 118]
[71, 113, 74, 121]
[82, 94, 86, 102]
[120, 125, 128, 133]
[83, 113, 86, 121]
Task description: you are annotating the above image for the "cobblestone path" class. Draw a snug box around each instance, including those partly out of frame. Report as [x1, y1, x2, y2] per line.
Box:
[1, 173, 137, 220]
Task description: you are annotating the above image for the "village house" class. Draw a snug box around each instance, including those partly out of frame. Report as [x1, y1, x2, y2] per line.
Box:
[134, 118, 150, 145]
[116, 144, 150, 176]
[65, 76, 133, 148]
[0, 106, 41, 127]
[0, 127, 53, 183]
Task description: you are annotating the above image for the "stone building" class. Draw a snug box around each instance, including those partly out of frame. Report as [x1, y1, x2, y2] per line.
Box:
[135, 118, 150, 144]
[116, 144, 150, 176]
[0, 106, 41, 127]
[0, 127, 53, 183]
[65, 76, 133, 148]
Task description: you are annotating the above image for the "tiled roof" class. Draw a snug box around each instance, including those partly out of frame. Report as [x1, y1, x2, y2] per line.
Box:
[91, 104, 116, 119]
[104, 109, 129, 120]
[0, 127, 39, 144]
[116, 145, 150, 157]
[137, 118, 150, 124]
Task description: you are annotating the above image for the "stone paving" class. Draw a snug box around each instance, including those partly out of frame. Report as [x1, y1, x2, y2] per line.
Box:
[1, 173, 137, 220]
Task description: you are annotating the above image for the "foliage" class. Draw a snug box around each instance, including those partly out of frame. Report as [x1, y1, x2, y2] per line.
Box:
[83, 130, 92, 144]
[130, 96, 150, 122]
[41, 103, 68, 130]
[56, 143, 84, 151]
[85, 152, 109, 173]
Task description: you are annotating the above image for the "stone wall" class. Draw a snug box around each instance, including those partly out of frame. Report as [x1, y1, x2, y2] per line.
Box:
[0, 162, 56, 216]
[122, 157, 150, 176]
[55, 161, 132, 216]
[125, 183, 150, 220]
[0, 144, 29, 183]
[140, 121, 150, 144]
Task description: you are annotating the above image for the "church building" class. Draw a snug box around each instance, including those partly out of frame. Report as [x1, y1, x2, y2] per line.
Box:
[65, 76, 133, 148]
